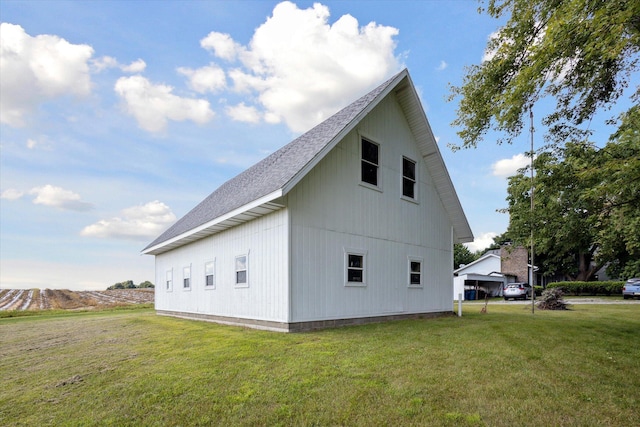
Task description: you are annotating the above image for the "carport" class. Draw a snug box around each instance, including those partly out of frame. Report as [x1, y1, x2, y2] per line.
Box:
[454, 273, 507, 301]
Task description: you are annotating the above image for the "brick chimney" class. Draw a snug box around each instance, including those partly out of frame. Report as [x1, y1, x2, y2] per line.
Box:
[500, 245, 529, 283]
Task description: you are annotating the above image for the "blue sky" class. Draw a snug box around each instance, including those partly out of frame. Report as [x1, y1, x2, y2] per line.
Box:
[0, 1, 626, 290]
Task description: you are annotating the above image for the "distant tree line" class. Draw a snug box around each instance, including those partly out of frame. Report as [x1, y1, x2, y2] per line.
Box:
[107, 280, 154, 290]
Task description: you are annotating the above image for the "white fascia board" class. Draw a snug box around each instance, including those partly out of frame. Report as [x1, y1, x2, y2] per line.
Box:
[397, 74, 474, 244]
[453, 253, 500, 274]
[142, 189, 283, 255]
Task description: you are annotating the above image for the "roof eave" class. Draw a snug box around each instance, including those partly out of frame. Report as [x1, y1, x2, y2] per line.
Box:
[394, 73, 474, 244]
[454, 253, 500, 273]
[142, 189, 284, 256]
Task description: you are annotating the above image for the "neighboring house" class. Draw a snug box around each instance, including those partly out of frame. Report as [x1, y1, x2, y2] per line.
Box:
[142, 69, 473, 332]
[453, 245, 538, 300]
[453, 252, 507, 300]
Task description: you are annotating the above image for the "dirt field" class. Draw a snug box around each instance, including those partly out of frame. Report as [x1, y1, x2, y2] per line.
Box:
[0, 288, 154, 311]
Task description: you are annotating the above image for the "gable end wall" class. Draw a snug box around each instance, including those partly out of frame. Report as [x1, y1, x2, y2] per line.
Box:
[288, 93, 454, 322]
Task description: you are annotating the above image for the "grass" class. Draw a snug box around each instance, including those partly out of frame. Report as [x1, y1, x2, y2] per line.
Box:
[1, 304, 638, 426]
[0, 303, 155, 319]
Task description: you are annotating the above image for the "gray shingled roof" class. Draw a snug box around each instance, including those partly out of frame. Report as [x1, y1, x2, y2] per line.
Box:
[143, 70, 404, 252]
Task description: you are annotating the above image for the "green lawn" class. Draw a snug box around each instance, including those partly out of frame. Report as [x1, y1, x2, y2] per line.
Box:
[1, 304, 638, 426]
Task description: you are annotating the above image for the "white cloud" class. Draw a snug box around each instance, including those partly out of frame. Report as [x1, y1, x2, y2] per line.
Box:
[0, 23, 94, 127]
[200, 31, 244, 61]
[491, 153, 531, 178]
[437, 60, 447, 71]
[92, 56, 146, 73]
[202, 1, 401, 132]
[177, 63, 226, 93]
[81, 200, 176, 240]
[482, 30, 501, 63]
[121, 59, 146, 73]
[464, 232, 498, 253]
[1, 188, 25, 200]
[114, 75, 215, 133]
[225, 102, 261, 124]
[91, 55, 118, 71]
[29, 184, 93, 211]
[1, 258, 155, 291]
[25, 136, 52, 150]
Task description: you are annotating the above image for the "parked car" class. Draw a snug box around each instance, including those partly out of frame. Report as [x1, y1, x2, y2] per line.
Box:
[503, 283, 532, 300]
[622, 278, 640, 299]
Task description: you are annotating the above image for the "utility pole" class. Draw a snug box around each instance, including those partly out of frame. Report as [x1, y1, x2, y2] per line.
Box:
[530, 107, 535, 314]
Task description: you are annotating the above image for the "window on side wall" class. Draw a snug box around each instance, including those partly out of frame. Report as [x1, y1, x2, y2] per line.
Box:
[183, 265, 191, 290]
[402, 157, 417, 200]
[205, 260, 215, 289]
[408, 257, 423, 287]
[345, 250, 367, 286]
[166, 269, 173, 292]
[235, 255, 248, 287]
[361, 138, 379, 187]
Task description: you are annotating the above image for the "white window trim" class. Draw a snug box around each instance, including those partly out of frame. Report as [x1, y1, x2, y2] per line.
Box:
[165, 269, 173, 293]
[204, 259, 215, 289]
[183, 264, 191, 291]
[235, 253, 249, 288]
[344, 248, 367, 287]
[408, 256, 423, 288]
[359, 134, 383, 192]
[401, 156, 419, 204]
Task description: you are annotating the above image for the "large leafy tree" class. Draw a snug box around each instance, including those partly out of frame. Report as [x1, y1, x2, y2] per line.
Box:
[583, 106, 640, 279]
[505, 144, 601, 280]
[454, 243, 479, 269]
[451, 0, 640, 280]
[450, 0, 640, 148]
[504, 108, 640, 280]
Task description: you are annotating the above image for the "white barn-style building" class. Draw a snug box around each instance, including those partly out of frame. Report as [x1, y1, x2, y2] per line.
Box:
[142, 69, 473, 332]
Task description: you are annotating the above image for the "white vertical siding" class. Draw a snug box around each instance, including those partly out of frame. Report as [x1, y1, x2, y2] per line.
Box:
[453, 276, 466, 302]
[288, 94, 454, 322]
[155, 208, 289, 322]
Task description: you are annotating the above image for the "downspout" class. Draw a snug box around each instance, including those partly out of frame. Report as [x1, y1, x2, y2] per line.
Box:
[286, 204, 292, 327]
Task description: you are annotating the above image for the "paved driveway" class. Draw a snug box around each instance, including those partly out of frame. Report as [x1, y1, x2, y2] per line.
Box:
[465, 297, 640, 305]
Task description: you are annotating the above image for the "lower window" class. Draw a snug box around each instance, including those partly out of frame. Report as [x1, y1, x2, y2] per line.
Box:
[345, 249, 367, 286]
[235, 255, 248, 286]
[183, 265, 191, 289]
[165, 269, 173, 292]
[205, 261, 215, 288]
[408, 257, 423, 287]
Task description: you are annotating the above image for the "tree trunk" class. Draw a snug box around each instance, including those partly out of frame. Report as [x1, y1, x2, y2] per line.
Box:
[575, 252, 597, 281]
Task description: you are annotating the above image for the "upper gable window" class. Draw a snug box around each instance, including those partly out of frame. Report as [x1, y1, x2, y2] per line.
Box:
[402, 157, 417, 200]
[361, 138, 379, 187]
